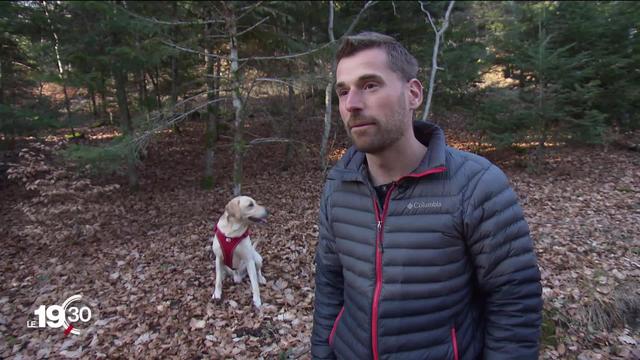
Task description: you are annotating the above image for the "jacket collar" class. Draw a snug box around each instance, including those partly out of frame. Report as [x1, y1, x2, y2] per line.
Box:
[328, 121, 447, 183]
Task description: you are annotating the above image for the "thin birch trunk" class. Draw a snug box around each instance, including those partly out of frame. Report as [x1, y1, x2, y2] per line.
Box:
[203, 12, 218, 189]
[170, 2, 181, 135]
[99, 73, 108, 120]
[136, 71, 144, 110]
[420, 0, 455, 122]
[320, 1, 376, 170]
[89, 86, 98, 119]
[1, 60, 5, 106]
[42, 2, 73, 130]
[155, 65, 162, 110]
[320, 1, 336, 171]
[282, 77, 295, 171]
[227, 4, 244, 196]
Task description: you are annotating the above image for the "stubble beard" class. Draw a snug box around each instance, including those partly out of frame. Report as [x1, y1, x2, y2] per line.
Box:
[345, 94, 408, 155]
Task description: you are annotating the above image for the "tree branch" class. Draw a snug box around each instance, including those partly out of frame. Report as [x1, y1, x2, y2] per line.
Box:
[161, 40, 228, 60]
[132, 97, 230, 151]
[120, 6, 224, 26]
[420, 2, 438, 33]
[239, 41, 335, 61]
[237, 1, 264, 21]
[248, 137, 304, 146]
[254, 77, 302, 91]
[237, 16, 270, 37]
[342, 1, 378, 38]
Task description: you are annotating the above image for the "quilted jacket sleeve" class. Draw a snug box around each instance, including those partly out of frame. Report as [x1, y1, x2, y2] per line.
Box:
[311, 182, 344, 359]
[463, 164, 543, 359]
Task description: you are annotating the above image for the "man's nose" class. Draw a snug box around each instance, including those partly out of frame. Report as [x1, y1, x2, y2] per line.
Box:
[345, 90, 363, 113]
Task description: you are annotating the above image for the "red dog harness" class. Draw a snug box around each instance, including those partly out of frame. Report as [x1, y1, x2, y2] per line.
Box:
[214, 225, 250, 269]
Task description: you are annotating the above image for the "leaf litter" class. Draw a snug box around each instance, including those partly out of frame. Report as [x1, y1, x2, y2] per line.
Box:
[1, 121, 639, 359]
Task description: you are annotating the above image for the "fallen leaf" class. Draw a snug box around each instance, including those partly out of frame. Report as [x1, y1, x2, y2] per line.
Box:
[189, 318, 206, 330]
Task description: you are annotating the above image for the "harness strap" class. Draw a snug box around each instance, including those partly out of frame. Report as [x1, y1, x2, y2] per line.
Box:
[214, 225, 250, 269]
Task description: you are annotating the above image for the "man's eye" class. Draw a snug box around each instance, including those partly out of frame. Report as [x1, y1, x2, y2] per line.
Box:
[337, 89, 348, 97]
[364, 83, 378, 90]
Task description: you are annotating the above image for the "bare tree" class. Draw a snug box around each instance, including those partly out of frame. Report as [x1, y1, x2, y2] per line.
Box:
[419, 0, 455, 122]
[225, 3, 245, 196]
[40, 2, 73, 131]
[320, 1, 337, 172]
[126, 2, 361, 195]
[320, 1, 377, 171]
[203, 7, 221, 189]
[169, 2, 181, 133]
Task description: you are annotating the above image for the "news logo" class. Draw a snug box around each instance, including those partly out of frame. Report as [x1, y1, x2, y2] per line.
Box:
[26, 294, 97, 336]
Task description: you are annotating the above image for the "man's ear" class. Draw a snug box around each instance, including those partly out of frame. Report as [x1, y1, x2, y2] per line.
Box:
[225, 199, 241, 219]
[407, 79, 423, 111]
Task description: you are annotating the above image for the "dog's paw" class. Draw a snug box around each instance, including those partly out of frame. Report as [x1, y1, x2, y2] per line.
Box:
[212, 290, 223, 302]
[252, 297, 262, 309]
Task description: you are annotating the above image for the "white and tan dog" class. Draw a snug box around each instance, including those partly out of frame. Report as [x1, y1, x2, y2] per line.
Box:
[212, 196, 268, 308]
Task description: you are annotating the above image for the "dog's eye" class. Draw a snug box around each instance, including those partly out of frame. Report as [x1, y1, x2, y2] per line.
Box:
[248, 203, 254, 208]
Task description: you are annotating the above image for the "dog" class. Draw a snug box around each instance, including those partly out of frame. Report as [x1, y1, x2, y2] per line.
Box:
[211, 196, 268, 308]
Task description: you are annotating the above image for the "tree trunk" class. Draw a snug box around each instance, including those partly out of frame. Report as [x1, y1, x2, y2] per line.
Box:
[171, 56, 179, 107]
[170, 2, 182, 134]
[320, 64, 335, 171]
[135, 71, 144, 110]
[319, 1, 374, 170]
[420, 0, 455, 122]
[171, 2, 179, 108]
[89, 86, 98, 119]
[320, 2, 336, 171]
[282, 76, 295, 171]
[202, 12, 218, 189]
[99, 73, 109, 120]
[0, 60, 4, 106]
[156, 66, 163, 109]
[138, 70, 149, 111]
[41, 1, 73, 130]
[147, 68, 162, 110]
[227, 4, 244, 196]
[113, 67, 139, 189]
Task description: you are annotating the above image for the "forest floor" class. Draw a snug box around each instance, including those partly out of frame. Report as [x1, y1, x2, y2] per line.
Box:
[1, 111, 640, 359]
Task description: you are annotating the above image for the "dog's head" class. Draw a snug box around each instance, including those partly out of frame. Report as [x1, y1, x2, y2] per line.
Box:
[225, 196, 268, 224]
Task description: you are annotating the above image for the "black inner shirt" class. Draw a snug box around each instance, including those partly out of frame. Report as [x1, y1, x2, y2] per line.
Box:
[374, 183, 392, 210]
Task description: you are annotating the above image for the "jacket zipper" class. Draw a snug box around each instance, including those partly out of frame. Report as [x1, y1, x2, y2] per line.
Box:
[371, 182, 395, 360]
[370, 166, 447, 360]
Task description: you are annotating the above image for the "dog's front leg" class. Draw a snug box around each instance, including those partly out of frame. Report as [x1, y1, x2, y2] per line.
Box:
[246, 260, 261, 308]
[255, 252, 266, 285]
[213, 255, 225, 301]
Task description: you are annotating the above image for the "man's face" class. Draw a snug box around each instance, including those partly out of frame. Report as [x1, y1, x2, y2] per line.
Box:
[335, 47, 422, 154]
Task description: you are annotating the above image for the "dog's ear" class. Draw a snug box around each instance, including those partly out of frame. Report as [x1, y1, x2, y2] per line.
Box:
[225, 198, 242, 219]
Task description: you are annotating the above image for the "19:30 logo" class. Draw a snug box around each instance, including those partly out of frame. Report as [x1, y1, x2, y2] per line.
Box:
[27, 294, 97, 336]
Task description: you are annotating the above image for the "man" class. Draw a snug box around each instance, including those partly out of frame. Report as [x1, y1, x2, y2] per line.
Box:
[311, 32, 542, 360]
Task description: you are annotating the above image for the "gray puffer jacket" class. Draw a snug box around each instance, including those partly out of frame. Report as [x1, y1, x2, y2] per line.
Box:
[312, 121, 542, 360]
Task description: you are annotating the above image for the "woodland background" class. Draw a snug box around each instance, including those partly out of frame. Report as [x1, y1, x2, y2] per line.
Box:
[1, 1, 639, 359]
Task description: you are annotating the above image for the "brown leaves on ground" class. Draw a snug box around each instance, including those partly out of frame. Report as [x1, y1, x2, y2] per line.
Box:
[506, 146, 640, 360]
[1, 121, 639, 359]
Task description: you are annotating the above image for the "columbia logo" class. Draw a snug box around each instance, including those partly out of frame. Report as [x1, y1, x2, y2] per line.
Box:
[407, 201, 442, 210]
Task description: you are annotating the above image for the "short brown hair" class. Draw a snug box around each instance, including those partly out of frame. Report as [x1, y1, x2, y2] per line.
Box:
[336, 32, 419, 82]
